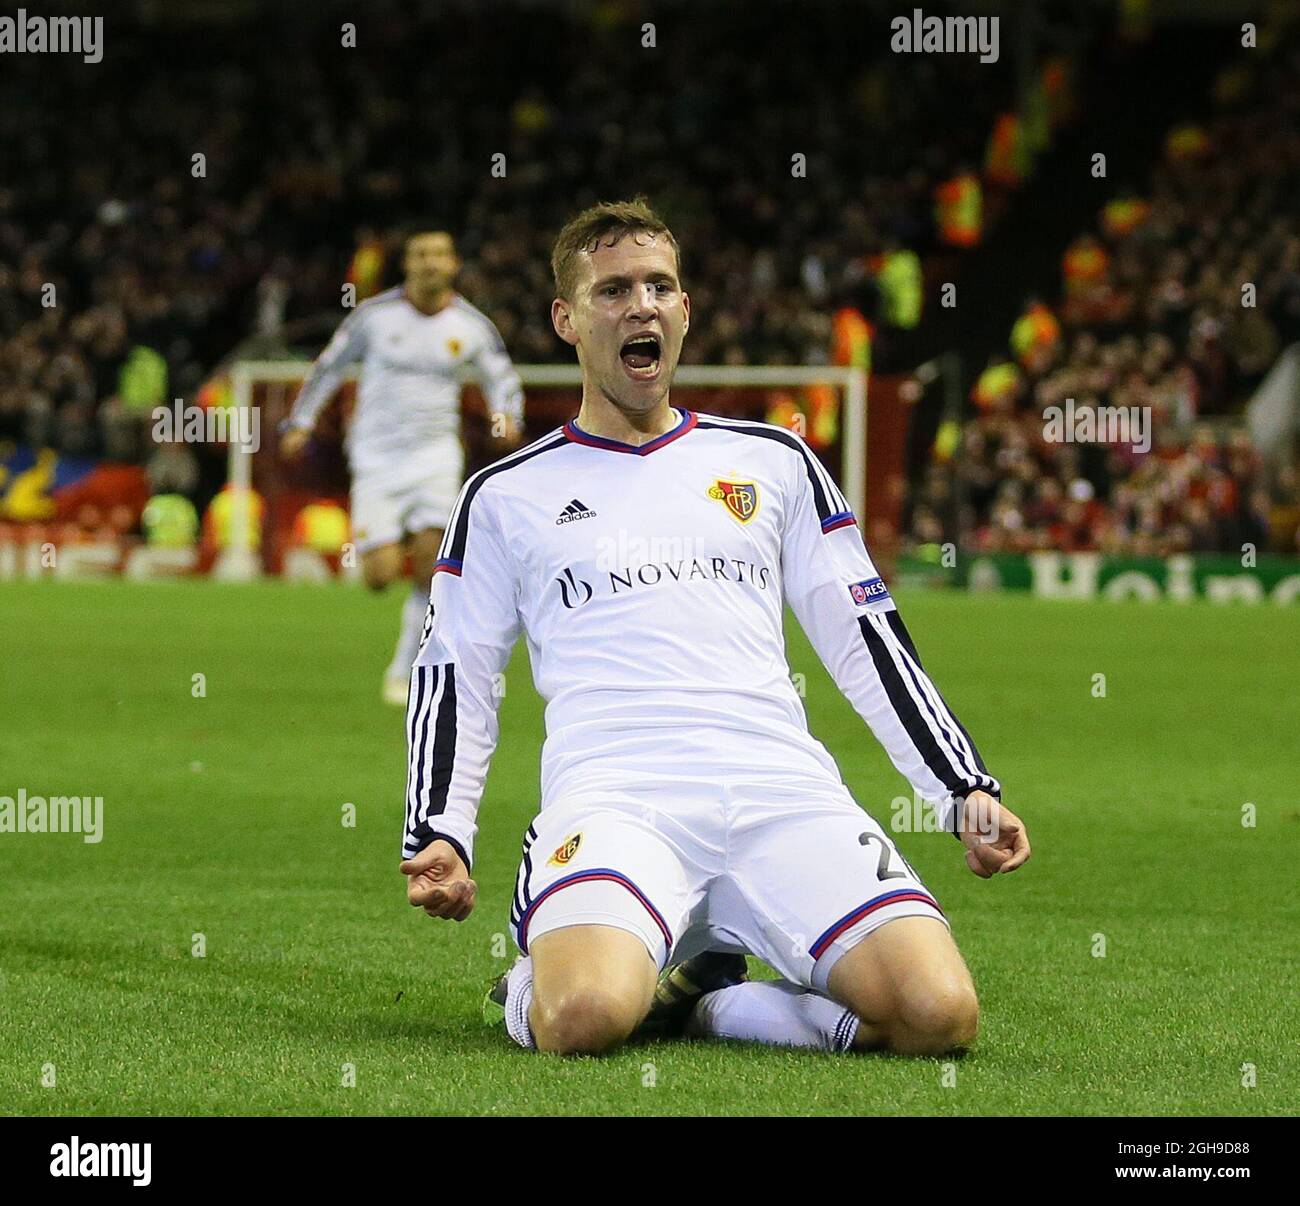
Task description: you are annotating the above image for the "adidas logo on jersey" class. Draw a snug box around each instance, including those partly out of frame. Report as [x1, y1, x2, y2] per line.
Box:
[555, 499, 597, 525]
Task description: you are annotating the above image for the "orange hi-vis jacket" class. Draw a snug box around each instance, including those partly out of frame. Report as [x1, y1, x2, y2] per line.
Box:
[1062, 238, 1109, 294]
[935, 172, 983, 248]
[765, 307, 872, 450]
[1010, 302, 1061, 365]
[347, 238, 387, 303]
[985, 113, 1028, 186]
[1102, 198, 1150, 239]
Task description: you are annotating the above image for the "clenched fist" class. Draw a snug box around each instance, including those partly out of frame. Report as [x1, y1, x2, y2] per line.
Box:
[399, 839, 477, 922]
[957, 790, 1031, 879]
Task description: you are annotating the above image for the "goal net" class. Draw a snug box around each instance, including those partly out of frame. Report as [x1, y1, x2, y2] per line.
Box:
[222, 360, 866, 579]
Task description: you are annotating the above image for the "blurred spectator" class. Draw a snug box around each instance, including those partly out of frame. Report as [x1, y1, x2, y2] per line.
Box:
[142, 493, 200, 548]
[872, 239, 923, 330]
[934, 168, 983, 249]
[1010, 298, 1062, 373]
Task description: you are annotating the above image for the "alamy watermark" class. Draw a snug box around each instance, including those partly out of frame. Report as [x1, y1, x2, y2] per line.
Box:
[1043, 398, 1151, 454]
[891, 9, 999, 64]
[889, 787, 1000, 840]
[152, 398, 261, 453]
[595, 531, 706, 574]
[0, 10, 102, 63]
[50, 1137, 150, 1187]
[0, 789, 103, 843]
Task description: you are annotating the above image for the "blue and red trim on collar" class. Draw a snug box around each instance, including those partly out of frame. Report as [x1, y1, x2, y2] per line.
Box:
[563, 408, 697, 455]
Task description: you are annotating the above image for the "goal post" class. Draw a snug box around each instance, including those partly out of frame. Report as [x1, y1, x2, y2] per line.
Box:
[226, 360, 867, 578]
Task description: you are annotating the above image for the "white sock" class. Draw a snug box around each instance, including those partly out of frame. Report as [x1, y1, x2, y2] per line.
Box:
[386, 586, 428, 680]
[504, 957, 537, 1050]
[686, 980, 859, 1053]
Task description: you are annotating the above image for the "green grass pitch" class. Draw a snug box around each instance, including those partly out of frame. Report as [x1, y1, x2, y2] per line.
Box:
[1, 579, 1295, 1116]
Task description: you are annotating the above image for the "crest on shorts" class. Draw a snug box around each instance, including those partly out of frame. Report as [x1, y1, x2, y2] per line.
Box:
[447, 338, 463, 358]
[707, 479, 759, 524]
[548, 832, 582, 866]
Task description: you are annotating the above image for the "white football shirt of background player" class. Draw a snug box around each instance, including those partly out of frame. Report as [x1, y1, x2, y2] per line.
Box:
[287, 286, 524, 539]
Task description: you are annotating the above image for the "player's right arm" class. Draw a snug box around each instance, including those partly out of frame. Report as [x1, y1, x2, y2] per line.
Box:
[279, 308, 369, 455]
[398, 481, 521, 920]
[467, 313, 525, 446]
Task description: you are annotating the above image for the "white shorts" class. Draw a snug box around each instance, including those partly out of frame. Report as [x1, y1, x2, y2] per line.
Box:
[349, 441, 463, 554]
[509, 766, 949, 992]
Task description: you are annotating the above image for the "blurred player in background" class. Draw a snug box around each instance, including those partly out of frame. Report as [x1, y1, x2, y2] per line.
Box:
[281, 229, 524, 704]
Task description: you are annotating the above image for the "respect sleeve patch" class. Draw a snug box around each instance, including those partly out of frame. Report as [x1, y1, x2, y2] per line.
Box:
[848, 576, 891, 605]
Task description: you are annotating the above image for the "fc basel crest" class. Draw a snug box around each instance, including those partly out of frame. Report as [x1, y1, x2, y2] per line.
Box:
[548, 833, 582, 867]
[707, 479, 759, 523]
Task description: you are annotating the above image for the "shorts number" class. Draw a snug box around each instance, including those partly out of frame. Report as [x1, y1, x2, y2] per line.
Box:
[860, 832, 918, 883]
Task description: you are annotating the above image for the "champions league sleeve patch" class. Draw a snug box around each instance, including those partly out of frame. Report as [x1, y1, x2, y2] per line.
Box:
[848, 576, 891, 606]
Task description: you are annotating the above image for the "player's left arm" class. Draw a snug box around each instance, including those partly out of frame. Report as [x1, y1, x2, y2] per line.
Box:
[468, 317, 525, 447]
[778, 437, 1029, 875]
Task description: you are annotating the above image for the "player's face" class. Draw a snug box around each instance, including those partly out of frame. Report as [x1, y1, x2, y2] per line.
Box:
[404, 233, 459, 292]
[554, 233, 690, 413]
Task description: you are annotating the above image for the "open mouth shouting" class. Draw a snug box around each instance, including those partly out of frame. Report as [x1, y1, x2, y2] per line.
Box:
[619, 332, 662, 381]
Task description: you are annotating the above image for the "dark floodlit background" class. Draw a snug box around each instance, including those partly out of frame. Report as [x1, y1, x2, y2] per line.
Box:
[1, 0, 1298, 574]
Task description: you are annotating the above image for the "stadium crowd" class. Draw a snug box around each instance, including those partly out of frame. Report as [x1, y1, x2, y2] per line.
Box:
[912, 27, 1300, 556]
[0, 0, 1295, 559]
[0, 2, 1018, 472]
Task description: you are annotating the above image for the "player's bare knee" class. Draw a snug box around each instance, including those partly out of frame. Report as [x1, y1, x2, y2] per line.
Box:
[897, 984, 979, 1054]
[533, 987, 639, 1055]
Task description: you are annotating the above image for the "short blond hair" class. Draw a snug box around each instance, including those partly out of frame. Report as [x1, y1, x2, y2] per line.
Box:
[551, 197, 681, 300]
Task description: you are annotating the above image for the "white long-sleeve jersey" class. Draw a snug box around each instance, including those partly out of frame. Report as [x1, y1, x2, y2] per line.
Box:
[402, 409, 999, 867]
[286, 287, 524, 480]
